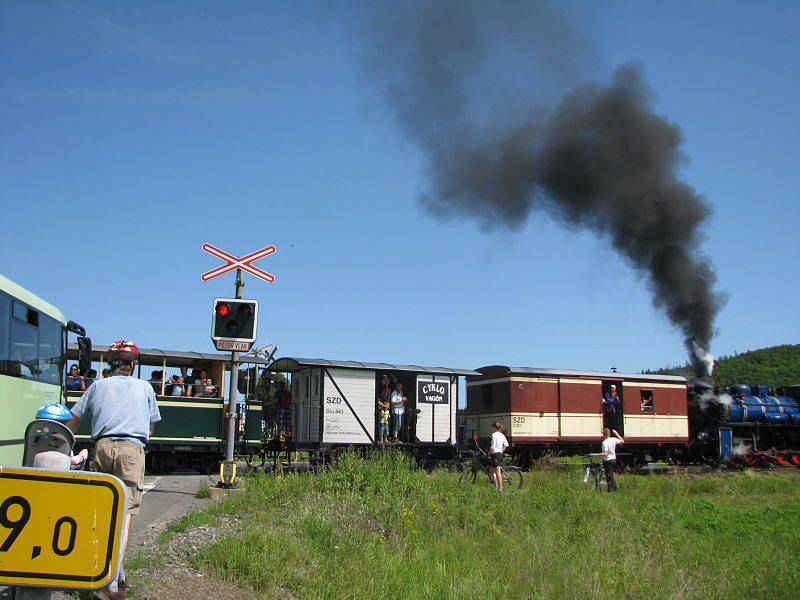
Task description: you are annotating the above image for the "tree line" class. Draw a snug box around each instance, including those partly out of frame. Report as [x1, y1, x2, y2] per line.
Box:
[643, 344, 800, 388]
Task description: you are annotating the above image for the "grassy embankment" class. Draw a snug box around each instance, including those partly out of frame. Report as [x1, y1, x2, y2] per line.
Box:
[165, 452, 800, 599]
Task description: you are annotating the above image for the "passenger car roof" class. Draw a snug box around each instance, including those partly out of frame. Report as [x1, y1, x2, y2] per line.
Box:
[268, 357, 479, 376]
[474, 365, 687, 383]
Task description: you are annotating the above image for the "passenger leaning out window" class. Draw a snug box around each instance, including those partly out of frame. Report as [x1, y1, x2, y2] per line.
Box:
[170, 375, 185, 397]
[66, 364, 85, 392]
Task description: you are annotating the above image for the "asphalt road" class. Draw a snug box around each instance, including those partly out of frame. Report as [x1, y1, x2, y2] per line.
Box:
[129, 473, 210, 543]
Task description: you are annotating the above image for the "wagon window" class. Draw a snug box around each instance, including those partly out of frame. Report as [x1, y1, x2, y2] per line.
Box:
[640, 390, 654, 413]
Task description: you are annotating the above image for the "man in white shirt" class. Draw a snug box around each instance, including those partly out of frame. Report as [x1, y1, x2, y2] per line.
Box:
[592, 428, 624, 492]
[390, 382, 408, 442]
[68, 340, 161, 599]
[488, 421, 509, 491]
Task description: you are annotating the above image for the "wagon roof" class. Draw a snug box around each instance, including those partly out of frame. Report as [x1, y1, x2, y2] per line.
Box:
[475, 365, 687, 383]
[67, 343, 272, 367]
[268, 356, 479, 377]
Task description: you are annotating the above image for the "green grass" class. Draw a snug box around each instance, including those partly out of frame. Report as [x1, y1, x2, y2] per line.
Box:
[196, 478, 212, 499]
[123, 551, 165, 573]
[165, 451, 800, 599]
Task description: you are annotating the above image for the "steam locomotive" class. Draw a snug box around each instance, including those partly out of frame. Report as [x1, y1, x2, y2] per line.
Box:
[688, 383, 800, 466]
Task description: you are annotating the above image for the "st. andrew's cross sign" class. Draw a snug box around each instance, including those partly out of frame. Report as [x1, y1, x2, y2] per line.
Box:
[200, 243, 276, 283]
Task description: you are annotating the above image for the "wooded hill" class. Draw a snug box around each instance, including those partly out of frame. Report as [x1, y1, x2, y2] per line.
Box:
[644, 344, 800, 388]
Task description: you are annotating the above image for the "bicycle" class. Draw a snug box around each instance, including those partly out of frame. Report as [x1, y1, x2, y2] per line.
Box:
[458, 447, 523, 491]
[582, 456, 606, 490]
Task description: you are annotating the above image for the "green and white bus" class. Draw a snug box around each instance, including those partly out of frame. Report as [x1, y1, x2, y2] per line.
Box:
[0, 273, 88, 466]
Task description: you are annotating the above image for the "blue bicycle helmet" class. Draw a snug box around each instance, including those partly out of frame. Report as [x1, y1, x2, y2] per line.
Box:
[36, 403, 73, 422]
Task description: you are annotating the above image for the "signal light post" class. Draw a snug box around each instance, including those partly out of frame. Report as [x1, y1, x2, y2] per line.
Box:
[224, 269, 244, 485]
[201, 243, 276, 487]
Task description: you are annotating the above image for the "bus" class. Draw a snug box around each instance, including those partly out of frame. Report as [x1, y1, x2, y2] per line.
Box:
[0, 273, 89, 466]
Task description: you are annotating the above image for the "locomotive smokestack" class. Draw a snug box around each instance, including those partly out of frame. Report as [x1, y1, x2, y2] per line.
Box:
[359, 2, 725, 376]
[691, 341, 715, 379]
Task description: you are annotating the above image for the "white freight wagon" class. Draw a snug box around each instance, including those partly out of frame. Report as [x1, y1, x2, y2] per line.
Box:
[267, 357, 478, 456]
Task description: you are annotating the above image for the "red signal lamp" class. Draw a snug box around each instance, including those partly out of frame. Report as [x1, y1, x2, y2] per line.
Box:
[216, 302, 230, 317]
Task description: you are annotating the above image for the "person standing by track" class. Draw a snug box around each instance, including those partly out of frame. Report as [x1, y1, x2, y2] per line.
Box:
[592, 428, 624, 492]
[488, 421, 509, 491]
[68, 340, 161, 600]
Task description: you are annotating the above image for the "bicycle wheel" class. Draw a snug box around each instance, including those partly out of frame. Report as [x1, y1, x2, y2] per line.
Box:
[593, 466, 606, 491]
[501, 466, 523, 490]
[459, 463, 479, 485]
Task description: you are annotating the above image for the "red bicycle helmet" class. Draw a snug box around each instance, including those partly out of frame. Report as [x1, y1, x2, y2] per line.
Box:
[107, 340, 140, 368]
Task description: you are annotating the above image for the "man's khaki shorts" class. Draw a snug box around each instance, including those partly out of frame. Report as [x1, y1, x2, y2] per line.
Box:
[94, 439, 145, 515]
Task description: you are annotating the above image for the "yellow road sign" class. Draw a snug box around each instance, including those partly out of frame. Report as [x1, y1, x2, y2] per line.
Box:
[0, 466, 126, 590]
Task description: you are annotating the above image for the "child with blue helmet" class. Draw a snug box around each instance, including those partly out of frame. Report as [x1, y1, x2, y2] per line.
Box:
[35, 403, 89, 467]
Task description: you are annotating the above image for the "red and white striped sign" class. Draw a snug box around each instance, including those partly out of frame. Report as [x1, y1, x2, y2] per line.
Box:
[201, 243, 276, 283]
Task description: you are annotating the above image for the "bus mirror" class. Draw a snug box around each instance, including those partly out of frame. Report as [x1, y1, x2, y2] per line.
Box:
[66, 321, 86, 336]
[77, 336, 92, 374]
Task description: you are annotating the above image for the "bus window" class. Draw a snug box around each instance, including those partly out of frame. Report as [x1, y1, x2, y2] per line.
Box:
[0, 298, 64, 385]
[10, 302, 37, 379]
[0, 292, 10, 375]
[38, 315, 63, 385]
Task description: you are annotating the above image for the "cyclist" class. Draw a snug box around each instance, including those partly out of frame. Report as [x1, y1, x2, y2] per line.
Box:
[68, 340, 161, 600]
[591, 428, 624, 492]
[489, 421, 509, 491]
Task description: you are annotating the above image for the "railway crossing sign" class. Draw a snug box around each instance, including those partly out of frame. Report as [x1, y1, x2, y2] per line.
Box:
[201, 243, 276, 283]
[0, 467, 126, 590]
[200, 242, 277, 486]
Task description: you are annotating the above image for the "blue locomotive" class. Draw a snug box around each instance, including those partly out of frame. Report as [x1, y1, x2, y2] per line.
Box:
[690, 383, 800, 465]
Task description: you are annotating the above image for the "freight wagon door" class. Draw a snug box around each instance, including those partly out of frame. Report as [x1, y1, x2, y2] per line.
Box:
[415, 375, 456, 444]
[292, 368, 321, 445]
[322, 368, 375, 445]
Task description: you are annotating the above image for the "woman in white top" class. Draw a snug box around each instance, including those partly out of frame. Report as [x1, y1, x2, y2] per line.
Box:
[488, 421, 509, 491]
[591, 428, 624, 492]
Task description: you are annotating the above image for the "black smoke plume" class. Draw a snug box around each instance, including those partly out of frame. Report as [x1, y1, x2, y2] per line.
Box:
[359, 1, 725, 376]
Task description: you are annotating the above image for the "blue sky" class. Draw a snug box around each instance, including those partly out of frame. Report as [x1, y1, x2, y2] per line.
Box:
[1, 1, 797, 374]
